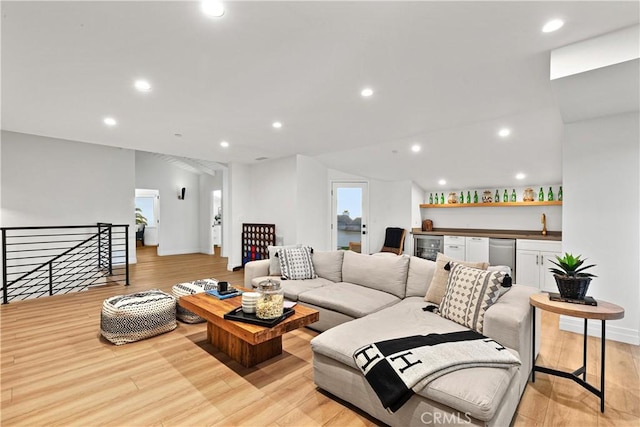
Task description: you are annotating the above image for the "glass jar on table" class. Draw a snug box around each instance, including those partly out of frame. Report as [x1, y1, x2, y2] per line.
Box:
[256, 279, 284, 319]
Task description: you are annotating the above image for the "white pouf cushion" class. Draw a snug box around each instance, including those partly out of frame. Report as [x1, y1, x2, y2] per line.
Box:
[172, 279, 218, 323]
[101, 289, 177, 345]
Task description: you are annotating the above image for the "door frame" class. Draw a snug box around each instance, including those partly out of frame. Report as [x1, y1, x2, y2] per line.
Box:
[330, 181, 369, 254]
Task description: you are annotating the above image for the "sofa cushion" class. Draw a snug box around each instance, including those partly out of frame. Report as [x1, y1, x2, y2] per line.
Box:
[312, 250, 344, 282]
[267, 244, 301, 276]
[439, 263, 505, 333]
[298, 282, 400, 318]
[424, 253, 488, 305]
[341, 251, 409, 298]
[277, 246, 317, 280]
[406, 256, 436, 297]
[310, 297, 518, 421]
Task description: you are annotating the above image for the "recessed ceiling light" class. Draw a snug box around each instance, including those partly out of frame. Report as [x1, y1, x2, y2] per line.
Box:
[542, 19, 564, 33]
[272, 121, 282, 129]
[134, 79, 151, 92]
[516, 173, 526, 180]
[220, 141, 229, 148]
[202, 1, 225, 17]
[411, 144, 421, 152]
[361, 88, 374, 97]
[438, 179, 447, 186]
[103, 117, 117, 126]
[498, 128, 511, 137]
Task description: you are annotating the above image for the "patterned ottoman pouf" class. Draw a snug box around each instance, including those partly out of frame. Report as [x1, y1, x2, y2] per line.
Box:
[172, 279, 218, 323]
[101, 289, 177, 345]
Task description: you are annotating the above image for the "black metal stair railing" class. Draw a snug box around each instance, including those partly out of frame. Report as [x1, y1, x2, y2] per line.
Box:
[1, 223, 130, 304]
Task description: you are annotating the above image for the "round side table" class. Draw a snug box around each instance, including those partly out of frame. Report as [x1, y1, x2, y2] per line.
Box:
[529, 293, 624, 412]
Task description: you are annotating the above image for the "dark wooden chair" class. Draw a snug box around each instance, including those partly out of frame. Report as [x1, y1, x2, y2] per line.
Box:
[136, 224, 145, 246]
[380, 227, 406, 255]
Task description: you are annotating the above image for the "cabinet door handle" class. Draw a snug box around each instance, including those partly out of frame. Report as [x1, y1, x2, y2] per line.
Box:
[450, 246, 459, 249]
[536, 255, 539, 265]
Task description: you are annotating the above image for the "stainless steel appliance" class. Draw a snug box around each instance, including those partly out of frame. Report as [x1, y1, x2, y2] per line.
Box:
[489, 238, 516, 277]
[414, 235, 444, 261]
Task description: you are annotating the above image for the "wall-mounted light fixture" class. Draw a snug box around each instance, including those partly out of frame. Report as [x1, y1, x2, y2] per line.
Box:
[178, 187, 186, 200]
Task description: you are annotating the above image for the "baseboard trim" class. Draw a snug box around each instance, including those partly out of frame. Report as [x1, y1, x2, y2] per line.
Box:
[559, 315, 639, 345]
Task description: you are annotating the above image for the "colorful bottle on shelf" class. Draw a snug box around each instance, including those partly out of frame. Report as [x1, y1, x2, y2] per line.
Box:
[473, 191, 478, 203]
[548, 187, 554, 202]
[538, 187, 544, 202]
[460, 191, 464, 204]
[558, 186, 563, 201]
[429, 193, 433, 204]
[434, 193, 439, 204]
[495, 189, 499, 203]
[440, 193, 444, 204]
[511, 189, 516, 202]
[466, 191, 471, 204]
[503, 189, 508, 202]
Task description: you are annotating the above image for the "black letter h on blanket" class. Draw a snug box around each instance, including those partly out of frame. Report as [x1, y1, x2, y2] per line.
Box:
[353, 330, 521, 413]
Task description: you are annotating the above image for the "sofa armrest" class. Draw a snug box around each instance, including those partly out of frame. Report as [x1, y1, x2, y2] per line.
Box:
[243, 259, 270, 287]
[483, 285, 541, 375]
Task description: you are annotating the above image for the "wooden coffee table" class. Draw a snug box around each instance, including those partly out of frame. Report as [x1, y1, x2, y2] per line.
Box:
[178, 291, 319, 367]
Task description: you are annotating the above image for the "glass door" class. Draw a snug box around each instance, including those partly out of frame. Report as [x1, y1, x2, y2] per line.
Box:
[331, 182, 368, 254]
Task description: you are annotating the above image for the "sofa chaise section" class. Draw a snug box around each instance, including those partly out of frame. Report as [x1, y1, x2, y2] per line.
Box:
[311, 285, 538, 427]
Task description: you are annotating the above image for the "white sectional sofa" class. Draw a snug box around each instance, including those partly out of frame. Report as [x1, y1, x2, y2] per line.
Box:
[244, 250, 539, 427]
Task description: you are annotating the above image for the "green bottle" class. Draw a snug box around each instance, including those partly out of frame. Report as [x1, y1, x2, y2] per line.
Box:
[429, 193, 433, 204]
[511, 189, 516, 202]
[548, 187, 554, 202]
[434, 193, 438, 204]
[558, 186, 563, 201]
[473, 191, 478, 203]
[440, 193, 444, 204]
[460, 191, 464, 204]
[466, 191, 471, 204]
[538, 187, 544, 202]
[503, 189, 508, 202]
[495, 189, 499, 203]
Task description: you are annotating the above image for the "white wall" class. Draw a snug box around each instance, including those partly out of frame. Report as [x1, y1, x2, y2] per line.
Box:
[296, 155, 330, 250]
[198, 172, 223, 254]
[409, 182, 426, 255]
[562, 112, 639, 345]
[247, 156, 297, 246]
[227, 162, 251, 270]
[1, 131, 136, 260]
[135, 151, 201, 256]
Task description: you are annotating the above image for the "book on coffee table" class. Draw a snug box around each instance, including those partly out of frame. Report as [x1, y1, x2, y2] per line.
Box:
[206, 289, 242, 300]
[548, 292, 597, 306]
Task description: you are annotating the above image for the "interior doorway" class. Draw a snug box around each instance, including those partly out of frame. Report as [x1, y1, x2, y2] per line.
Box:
[331, 182, 369, 254]
[135, 189, 160, 254]
[212, 190, 222, 255]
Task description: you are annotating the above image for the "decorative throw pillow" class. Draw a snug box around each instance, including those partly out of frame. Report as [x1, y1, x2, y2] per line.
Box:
[487, 265, 513, 297]
[277, 246, 317, 280]
[439, 262, 506, 333]
[268, 244, 301, 276]
[424, 253, 488, 305]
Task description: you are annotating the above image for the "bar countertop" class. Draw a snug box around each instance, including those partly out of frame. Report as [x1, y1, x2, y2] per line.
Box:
[411, 228, 562, 241]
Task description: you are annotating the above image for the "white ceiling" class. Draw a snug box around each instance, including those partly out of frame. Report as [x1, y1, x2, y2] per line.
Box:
[2, 1, 638, 190]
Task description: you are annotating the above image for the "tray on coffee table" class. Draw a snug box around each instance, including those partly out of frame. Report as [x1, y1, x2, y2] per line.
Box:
[224, 306, 295, 327]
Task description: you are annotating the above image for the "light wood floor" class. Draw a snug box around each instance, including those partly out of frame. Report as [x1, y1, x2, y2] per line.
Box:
[1, 247, 639, 426]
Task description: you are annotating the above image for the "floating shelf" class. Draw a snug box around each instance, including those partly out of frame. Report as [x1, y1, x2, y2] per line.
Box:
[419, 201, 563, 208]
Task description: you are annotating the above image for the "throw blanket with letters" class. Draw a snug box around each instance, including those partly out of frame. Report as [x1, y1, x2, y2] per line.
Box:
[353, 330, 521, 413]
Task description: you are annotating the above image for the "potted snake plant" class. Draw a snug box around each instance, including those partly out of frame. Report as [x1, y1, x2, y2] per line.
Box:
[549, 253, 597, 300]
